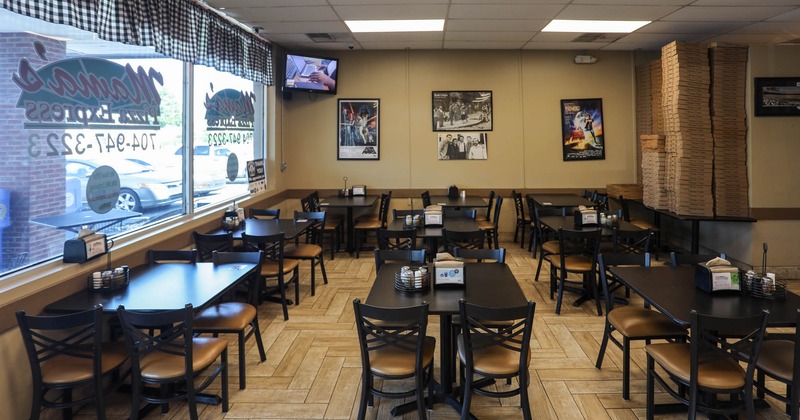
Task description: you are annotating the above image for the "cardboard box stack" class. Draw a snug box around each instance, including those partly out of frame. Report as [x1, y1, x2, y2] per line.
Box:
[641, 135, 669, 209]
[661, 41, 714, 216]
[650, 60, 664, 135]
[709, 43, 749, 217]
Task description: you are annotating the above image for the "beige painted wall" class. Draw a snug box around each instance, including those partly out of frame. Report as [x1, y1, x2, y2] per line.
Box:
[281, 49, 638, 191]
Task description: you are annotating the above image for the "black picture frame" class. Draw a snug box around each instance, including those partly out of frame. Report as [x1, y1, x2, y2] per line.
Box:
[337, 98, 379, 160]
[560, 98, 605, 161]
[754, 77, 800, 116]
[432, 90, 492, 131]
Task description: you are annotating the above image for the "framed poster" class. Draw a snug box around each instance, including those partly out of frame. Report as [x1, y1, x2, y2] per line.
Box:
[432, 91, 492, 131]
[338, 99, 379, 160]
[754, 77, 800, 116]
[560, 98, 605, 161]
[437, 133, 488, 160]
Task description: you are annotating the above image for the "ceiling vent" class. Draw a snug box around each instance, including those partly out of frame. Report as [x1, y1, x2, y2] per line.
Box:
[572, 33, 623, 43]
[305, 32, 354, 43]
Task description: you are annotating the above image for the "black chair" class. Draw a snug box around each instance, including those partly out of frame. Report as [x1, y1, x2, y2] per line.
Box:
[242, 232, 300, 321]
[306, 193, 344, 260]
[443, 208, 477, 219]
[374, 249, 426, 271]
[193, 231, 234, 262]
[480, 191, 496, 222]
[193, 251, 266, 390]
[354, 192, 391, 258]
[530, 198, 564, 282]
[442, 229, 485, 254]
[669, 251, 727, 266]
[421, 190, 431, 208]
[477, 195, 502, 249]
[147, 249, 197, 264]
[117, 304, 229, 420]
[511, 190, 532, 249]
[595, 253, 687, 400]
[549, 227, 602, 315]
[453, 247, 506, 263]
[619, 195, 660, 257]
[392, 209, 424, 219]
[353, 299, 435, 420]
[458, 300, 536, 420]
[284, 211, 328, 296]
[645, 310, 769, 420]
[248, 208, 280, 219]
[754, 310, 800, 419]
[17, 305, 128, 420]
[377, 228, 417, 250]
[611, 227, 652, 254]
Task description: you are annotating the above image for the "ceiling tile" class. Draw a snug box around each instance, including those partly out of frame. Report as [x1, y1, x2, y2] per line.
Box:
[574, 0, 690, 4]
[208, 0, 327, 7]
[223, 6, 338, 22]
[451, 0, 569, 3]
[662, 6, 795, 22]
[353, 32, 444, 42]
[446, 19, 549, 32]
[444, 41, 528, 49]
[358, 41, 444, 49]
[446, 31, 536, 42]
[333, 5, 448, 20]
[767, 8, 800, 22]
[601, 41, 662, 50]
[329, 0, 447, 4]
[555, 5, 681, 20]
[691, 0, 800, 5]
[637, 21, 748, 34]
[255, 21, 349, 34]
[448, 4, 565, 20]
[706, 33, 800, 43]
[615, 32, 713, 44]
[731, 22, 800, 35]
[523, 41, 610, 50]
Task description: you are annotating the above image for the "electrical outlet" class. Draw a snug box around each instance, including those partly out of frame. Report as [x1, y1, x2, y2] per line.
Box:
[280, 161, 287, 172]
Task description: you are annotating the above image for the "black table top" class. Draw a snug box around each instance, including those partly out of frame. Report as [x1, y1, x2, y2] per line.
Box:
[428, 195, 487, 208]
[386, 217, 479, 238]
[611, 265, 800, 327]
[631, 199, 757, 223]
[530, 194, 594, 209]
[45, 262, 258, 314]
[31, 209, 143, 232]
[366, 263, 527, 314]
[538, 215, 640, 236]
[209, 218, 313, 240]
[321, 195, 378, 208]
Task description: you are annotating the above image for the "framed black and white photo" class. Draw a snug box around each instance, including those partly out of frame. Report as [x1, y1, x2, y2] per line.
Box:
[432, 91, 492, 131]
[560, 98, 605, 161]
[437, 132, 488, 160]
[754, 77, 800, 116]
[338, 98, 379, 160]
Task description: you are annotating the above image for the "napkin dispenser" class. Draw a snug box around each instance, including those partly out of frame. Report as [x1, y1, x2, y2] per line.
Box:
[447, 185, 459, 199]
[434, 253, 465, 287]
[64, 231, 112, 263]
[695, 257, 741, 293]
[573, 207, 599, 226]
[424, 205, 443, 226]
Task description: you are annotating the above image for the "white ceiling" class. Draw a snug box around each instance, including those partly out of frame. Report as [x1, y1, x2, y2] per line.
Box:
[205, 0, 800, 51]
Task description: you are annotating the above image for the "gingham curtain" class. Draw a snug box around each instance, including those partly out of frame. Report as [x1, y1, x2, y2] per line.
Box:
[0, 0, 273, 86]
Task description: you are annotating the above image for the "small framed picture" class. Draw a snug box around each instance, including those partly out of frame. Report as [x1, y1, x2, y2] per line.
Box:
[351, 185, 366, 196]
[754, 77, 800, 116]
[338, 99, 379, 160]
[432, 91, 492, 131]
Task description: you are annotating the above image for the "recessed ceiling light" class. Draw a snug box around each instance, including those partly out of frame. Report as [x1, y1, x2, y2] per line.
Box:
[542, 19, 650, 33]
[346, 19, 445, 33]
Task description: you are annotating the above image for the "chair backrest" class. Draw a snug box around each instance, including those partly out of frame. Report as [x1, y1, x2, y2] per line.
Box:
[353, 299, 430, 375]
[618, 195, 632, 222]
[308, 191, 321, 211]
[374, 249, 426, 271]
[594, 193, 609, 212]
[421, 191, 431, 208]
[484, 191, 496, 220]
[458, 300, 536, 374]
[193, 231, 233, 262]
[688, 309, 769, 396]
[212, 250, 264, 305]
[443, 229, 485, 253]
[16, 305, 105, 391]
[378, 192, 392, 225]
[512, 190, 525, 221]
[582, 189, 594, 199]
[490, 196, 503, 228]
[669, 252, 727, 266]
[249, 208, 280, 219]
[612, 227, 652, 254]
[598, 253, 651, 314]
[453, 247, 506, 263]
[393, 209, 424, 219]
[148, 249, 198, 264]
[444, 208, 477, 219]
[242, 232, 286, 267]
[557, 227, 602, 268]
[295, 210, 326, 244]
[300, 196, 314, 212]
[377, 228, 417, 250]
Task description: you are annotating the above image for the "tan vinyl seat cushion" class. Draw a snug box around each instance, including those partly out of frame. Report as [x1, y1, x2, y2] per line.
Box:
[477, 220, 494, 230]
[284, 244, 323, 258]
[261, 259, 300, 276]
[369, 336, 436, 377]
[608, 307, 687, 338]
[631, 220, 658, 231]
[541, 241, 560, 254]
[549, 254, 593, 272]
[41, 341, 128, 385]
[646, 343, 745, 390]
[354, 219, 382, 229]
[457, 334, 531, 376]
[139, 337, 228, 381]
[194, 302, 257, 330]
[756, 340, 795, 382]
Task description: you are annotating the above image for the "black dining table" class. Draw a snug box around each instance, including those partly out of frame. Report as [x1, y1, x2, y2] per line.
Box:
[208, 218, 313, 240]
[611, 265, 800, 328]
[322, 195, 378, 252]
[366, 262, 528, 418]
[387, 217, 479, 257]
[45, 262, 258, 314]
[538, 215, 641, 236]
[529, 193, 594, 210]
[428, 195, 487, 208]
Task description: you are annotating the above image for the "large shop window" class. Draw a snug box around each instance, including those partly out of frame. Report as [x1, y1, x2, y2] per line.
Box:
[0, 10, 263, 275]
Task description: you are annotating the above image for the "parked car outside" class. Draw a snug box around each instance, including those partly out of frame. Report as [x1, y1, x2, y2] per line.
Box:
[175, 145, 248, 182]
[66, 159, 182, 212]
[126, 158, 225, 196]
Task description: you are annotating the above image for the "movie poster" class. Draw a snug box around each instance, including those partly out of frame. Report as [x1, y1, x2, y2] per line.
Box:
[338, 99, 379, 160]
[560, 98, 605, 161]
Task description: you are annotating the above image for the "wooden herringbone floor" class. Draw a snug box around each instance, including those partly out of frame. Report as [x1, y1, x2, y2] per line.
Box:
[84, 241, 794, 419]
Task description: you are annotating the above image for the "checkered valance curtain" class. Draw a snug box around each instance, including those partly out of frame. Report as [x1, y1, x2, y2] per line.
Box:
[1, 0, 274, 85]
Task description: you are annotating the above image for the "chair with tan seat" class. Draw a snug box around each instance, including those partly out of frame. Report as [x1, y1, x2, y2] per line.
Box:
[619, 195, 660, 257]
[377, 228, 417, 250]
[374, 249, 427, 271]
[458, 299, 536, 420]
[353, 299, 435, 420]
[193, 231, 233, 262]
[242, 232, 300, 321]
[443, 228, 485, 254]
[148, 249, 197, 264]
[284, 211, 328, 296]
[595, 253, 687, 400]
[248, 208, 280, 219]
[193, 251, 266, 390]
[669, 251, 727, 266]
[421, 190, 432, 208]
[305, 193, 343, 260]
[530, 197, 564, 282]
[17, 305, 129, 420]
[645, 309, 769, 420]
[549, 227, 602, 315]
[354, 191, 391, 258]
[511, 190, 532, 249]
[117, 304, 229, 420]
[477, 195, 502, 249]
[754, 309, 800, 418]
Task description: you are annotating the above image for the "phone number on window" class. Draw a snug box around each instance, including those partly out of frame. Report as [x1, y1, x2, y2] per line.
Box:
[27, 132, 158, 158]
[207, 131, 253, 147]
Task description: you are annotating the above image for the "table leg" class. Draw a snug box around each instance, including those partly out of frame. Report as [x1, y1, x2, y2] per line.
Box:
[346, 208, 355, 253]
[691, 220, 700, 254]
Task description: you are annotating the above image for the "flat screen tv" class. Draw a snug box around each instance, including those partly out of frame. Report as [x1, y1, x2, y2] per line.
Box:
[283, 53, 338, 95]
